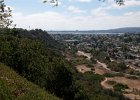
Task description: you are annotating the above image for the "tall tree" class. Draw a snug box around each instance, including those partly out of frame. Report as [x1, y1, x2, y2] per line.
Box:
[0, 0, 13, 28]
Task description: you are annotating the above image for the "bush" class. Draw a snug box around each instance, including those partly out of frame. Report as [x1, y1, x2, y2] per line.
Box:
[103, 73, 114, 77]
[113, 83, 129, 92]
[107, 62, 127, 72]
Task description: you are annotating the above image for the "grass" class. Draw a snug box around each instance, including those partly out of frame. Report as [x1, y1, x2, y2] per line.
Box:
[0, 63, 60, 100]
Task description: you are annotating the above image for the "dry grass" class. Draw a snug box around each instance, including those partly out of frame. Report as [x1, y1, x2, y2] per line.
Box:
[0, 63, 60, 100]
[101, 77, 140, 100]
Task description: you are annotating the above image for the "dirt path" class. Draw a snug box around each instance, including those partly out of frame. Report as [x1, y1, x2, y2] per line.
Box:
[101, 77, 140, 100]
[96, 60, 110, 71]
[101, 77, 140, 90]
[94, 66, 110, 75]
[75, 51, 140, 99]
[101, 78, 113, 89]
[77, 51, 91, 60]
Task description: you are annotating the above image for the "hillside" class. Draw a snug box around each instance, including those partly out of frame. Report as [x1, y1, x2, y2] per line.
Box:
[0, 28, 87, 100]
[0, 63, 60, 100]
[0, 28, 64, 51]
[0, 28, 131, 100]
[16, 29, 64, 50]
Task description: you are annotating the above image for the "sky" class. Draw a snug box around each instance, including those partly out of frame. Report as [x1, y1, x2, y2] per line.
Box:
[5, 0, 140, 30]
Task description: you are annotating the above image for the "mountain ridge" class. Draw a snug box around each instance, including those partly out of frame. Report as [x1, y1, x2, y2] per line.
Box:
[48, 27, 140, 33]
[89, 27, 140, 33]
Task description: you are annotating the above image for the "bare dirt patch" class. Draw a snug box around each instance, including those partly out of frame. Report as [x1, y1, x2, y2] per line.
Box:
[76, 51, 91, 60]
[123, 93, 140, 100]
[76, 65, 92, 73]
[94, 66, 109, 75]
[101, 77, 140, 100]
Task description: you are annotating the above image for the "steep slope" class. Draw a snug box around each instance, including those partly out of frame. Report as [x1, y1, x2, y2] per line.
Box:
[0, 29, 87, 100]
[0, 63, 60, 100]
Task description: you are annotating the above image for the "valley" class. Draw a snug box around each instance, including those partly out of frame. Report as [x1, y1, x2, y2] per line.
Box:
[51, 33, 140, 100]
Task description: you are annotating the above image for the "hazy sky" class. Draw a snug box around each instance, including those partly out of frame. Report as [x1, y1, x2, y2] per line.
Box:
[5, 0, 140, 30]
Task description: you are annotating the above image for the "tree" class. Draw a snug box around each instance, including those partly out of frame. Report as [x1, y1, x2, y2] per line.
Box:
[0, 0, 13, 28]
[43, 0, 58, 6]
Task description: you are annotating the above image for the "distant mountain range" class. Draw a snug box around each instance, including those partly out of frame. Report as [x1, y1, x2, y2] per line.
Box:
[89, 27, 140, 33]
[48, 27, 140, 34]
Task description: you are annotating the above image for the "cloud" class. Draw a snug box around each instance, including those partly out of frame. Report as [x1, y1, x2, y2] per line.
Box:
[12, 10, 140, 30]
[91, 7, 109, 17]
[67, 6, 86, 13]
[124, 12, 134, 16]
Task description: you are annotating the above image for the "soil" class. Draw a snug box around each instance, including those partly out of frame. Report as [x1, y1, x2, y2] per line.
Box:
[101, 77, 140, 100]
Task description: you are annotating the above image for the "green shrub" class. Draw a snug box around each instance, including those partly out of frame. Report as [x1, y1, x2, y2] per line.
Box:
[113, 83, 129, 92]
[107, 62, 127, 72]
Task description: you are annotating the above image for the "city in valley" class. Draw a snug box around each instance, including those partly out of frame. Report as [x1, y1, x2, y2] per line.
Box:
[51, 32, 140, 100]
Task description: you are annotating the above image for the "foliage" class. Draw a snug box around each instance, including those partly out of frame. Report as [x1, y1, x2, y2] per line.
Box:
[0, 28, 85, 100]
[91, 49, 110, 63]
[103, 73, 124, 77]
[43, 0, 58, 6]
[107, 61, 127, 72]
[103, 73, 115, 77]
[0, 0, 13, 28]
[113, 83, 129, 92]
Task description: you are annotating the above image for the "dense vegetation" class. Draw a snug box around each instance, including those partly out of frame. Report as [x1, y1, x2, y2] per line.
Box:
[91, 49, 111, 64]
[113, 83, 129, 92]
[107, 61, 127, 72]
[0, 28, 63, 50]
[0, 28, 85, 100]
